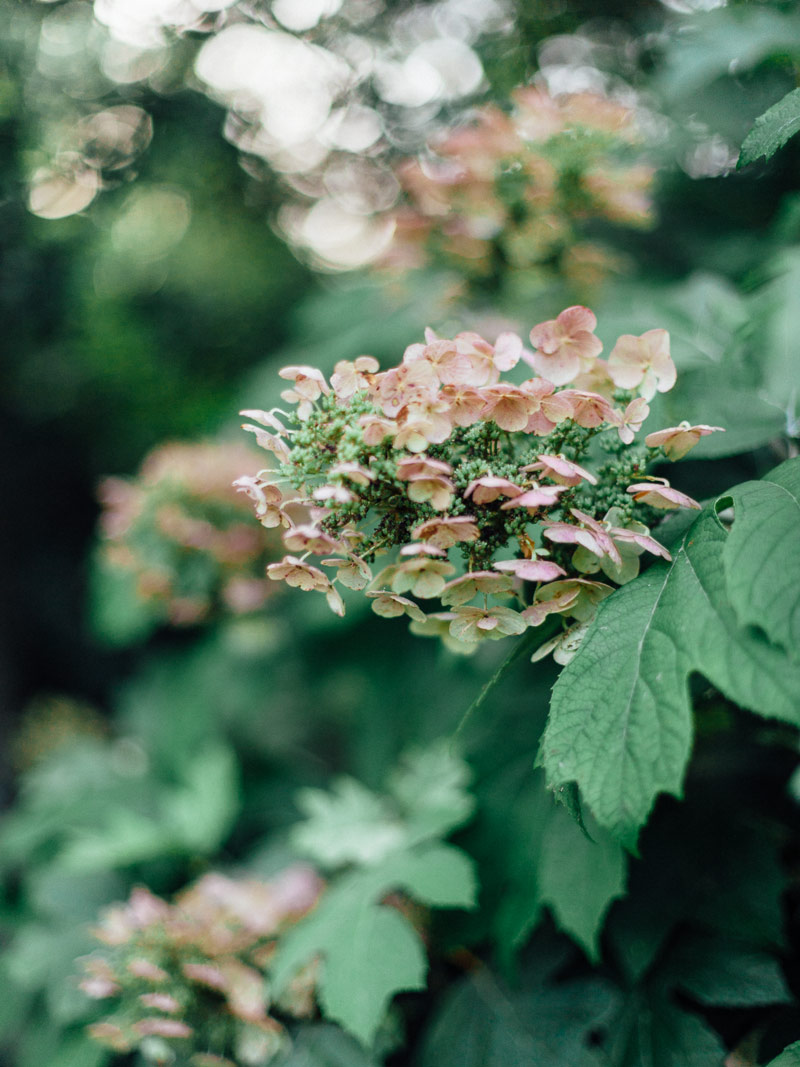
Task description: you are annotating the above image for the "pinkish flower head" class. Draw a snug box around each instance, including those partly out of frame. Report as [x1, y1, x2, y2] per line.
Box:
[626, 477, 701, 510]
[500, 483, 569, 511]
[405, 473, 455, 511]
[493, 557, 567, 582]
[440, 384, 488, 427]
[358, 414, 397, 445]
[386, 556, 456, 599]
[330, 356, 379, 398]
[463, 476, 524, 504]
[396, 455, 453, 480]
[366, 591, 427, 622]
[644, 421, 725, 460]
[412, 515, 480, 550]
[312, 485, 358, 505]
[449, 604, 528, 642]
[133, 1018, 194, 1039]
[523, 578, 613, 626]
[277, 365, 329, 401]
[241, 424, 291, 463]
[519, 378, 574, 434]
[543, 509, 622, 565]
[481, 383, 537, 432]
[613, 396, 650, 444]
[440, 571, 514, 606]
[608, 329, 675, 401]
[555, 389, 615, 428]
[267, 556, 329, 592]
[139, 993, 182, 1014]
[320, 554, 372, 590]
[522, 454, 598, 487]
[528, 306, 603, 386]
[329, 461, 375, 486]
[492, 331, 524, 372]
[238, 409, 289, 435]
[393, 398, 453, 451]
[376, 359, 439, 417]
[282, 525, 342, 555]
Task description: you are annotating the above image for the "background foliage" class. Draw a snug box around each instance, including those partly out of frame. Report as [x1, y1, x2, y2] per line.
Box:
[2, 0, 800, 1065]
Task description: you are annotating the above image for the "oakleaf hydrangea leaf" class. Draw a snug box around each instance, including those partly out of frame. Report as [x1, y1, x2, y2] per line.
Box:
[292, 779, 406, 868]
[541, 494, 800, 848]
[537, 805, 627, 961]
[271, 843, 476, 1045]
[721, 457, 800, 659]
[738, 88, 800, 167]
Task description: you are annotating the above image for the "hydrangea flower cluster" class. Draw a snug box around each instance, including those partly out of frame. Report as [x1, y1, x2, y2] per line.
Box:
[238, 307, 722, 662]
[80, 867, 324, 1066]
[384, 86, 654, 290]
[98, 441, 279, 627]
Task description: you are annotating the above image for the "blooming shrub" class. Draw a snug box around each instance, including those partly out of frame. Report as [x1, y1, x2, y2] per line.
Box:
[237, 307, 721, 662]
[384, 86, 654, 290]
[80, 867, 324, 1066]
[98, 441, 278, 628]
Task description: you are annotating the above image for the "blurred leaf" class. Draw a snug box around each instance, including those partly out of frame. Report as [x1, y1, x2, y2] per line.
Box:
[271, 842, 476, 1045]
[656, 7, 800, 101]
[722, 458, 800, 659]
[88, 555, 161, 646]
[537, 804, 627, 961]
[418, 934, 618, 1067]
[668, 933, 790, 1007]
[739, 88, 800, 167]
[752, 249, 800, 423]
[278, 1024, 380, 1066]
[768, 1043, 800, 1066]
[56, 744, 239, 870]
[165, 743, 240, 852]
[606, 996, 725, 1067]
[541, 499, 800, 847]
[293, 779, 406, 868]
[387, 742, 475, 843]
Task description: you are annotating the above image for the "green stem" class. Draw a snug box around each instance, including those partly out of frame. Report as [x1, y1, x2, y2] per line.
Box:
[451, 617, 562, 743]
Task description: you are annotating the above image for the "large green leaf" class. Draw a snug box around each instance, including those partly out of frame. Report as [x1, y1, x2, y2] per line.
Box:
[606, 997, 725, 1067]
[722, 458, 800, 658]
[541, 497, 800, 848]
[270, 843, 476, 1045]
[739, 88, 800, 167]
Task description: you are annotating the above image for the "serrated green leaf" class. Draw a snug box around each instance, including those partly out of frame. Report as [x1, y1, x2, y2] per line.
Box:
[722, 458, 800, 658]
[271, 843, 475, 1045]
[739, 88, 800, 167]
[271, 874, 425, 1046]
[292, 779, 406, 868]
[538, 806, 627, 961]
[541, 504, 800, 848]
[768, 1042, 800, 1067]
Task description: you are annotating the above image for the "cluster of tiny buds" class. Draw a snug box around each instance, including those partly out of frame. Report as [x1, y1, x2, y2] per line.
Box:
[235, 306, 722, 662]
